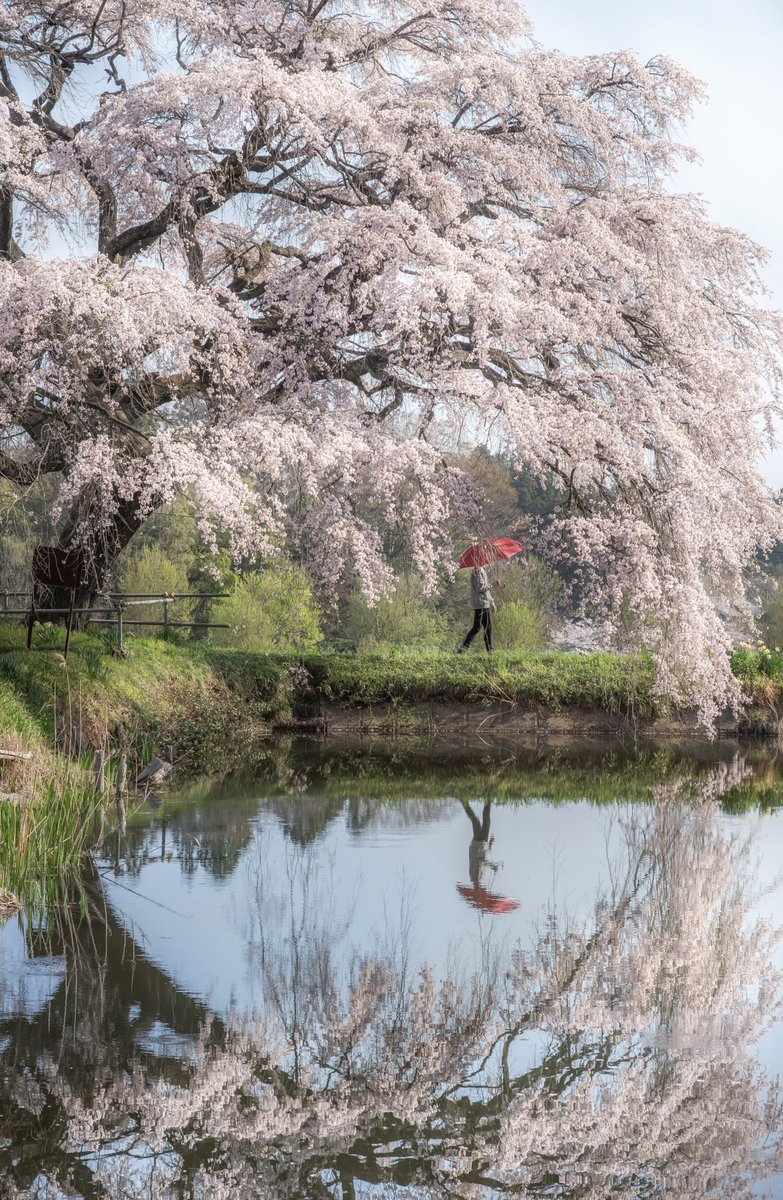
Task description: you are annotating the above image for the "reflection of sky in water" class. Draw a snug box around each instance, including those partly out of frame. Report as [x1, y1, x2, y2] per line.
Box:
[0, 918, 66, 1018]
[89, 799, 635, 1017]
[731, 810, 783, 1076]
[134, 1020, 200, 1059]
[4, 793, 783, 1015]
[98, 791, 783, 1200]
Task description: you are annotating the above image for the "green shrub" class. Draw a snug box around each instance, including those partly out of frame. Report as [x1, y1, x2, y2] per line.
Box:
[731, 645, 783, 681]
[211, 566, 323, 653]
[493, 599, 548, 651]
[0, 533, 29, 595]
[759, 581, 783, 653]
[345, 572, 448, 652]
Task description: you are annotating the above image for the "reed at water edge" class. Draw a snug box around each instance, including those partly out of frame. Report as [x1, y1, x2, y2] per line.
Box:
[0, 755, 102, 918]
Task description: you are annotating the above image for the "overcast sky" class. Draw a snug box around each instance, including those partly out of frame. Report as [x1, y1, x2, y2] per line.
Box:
[522, 0, 783, 485]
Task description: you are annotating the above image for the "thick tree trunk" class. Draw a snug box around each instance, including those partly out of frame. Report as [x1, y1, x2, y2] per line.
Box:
[45, 492, 161, 628]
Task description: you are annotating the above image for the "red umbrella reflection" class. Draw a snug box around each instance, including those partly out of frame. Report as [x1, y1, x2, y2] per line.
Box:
[457, 883, 520, 915]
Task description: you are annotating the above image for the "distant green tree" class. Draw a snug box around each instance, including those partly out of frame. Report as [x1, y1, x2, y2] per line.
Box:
[0, 533, 27, 597]
[511, 461, 563, 517]
[119, 546, 195, 635]
[112, 499, 241, 636]
[760, 583, 783, 652]
[0, 479, 60, 594]
[114, 500, 199, 572]
[453, 447, 525, 537]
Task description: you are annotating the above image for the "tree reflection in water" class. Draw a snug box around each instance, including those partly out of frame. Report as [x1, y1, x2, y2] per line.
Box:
[1, 763, 782, 1199]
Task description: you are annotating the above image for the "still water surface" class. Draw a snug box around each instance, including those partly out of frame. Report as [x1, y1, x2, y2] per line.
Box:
[3, 739, 783, 1197]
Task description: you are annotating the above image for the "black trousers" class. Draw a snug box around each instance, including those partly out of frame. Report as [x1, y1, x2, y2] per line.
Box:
[462, 608, 492, 651]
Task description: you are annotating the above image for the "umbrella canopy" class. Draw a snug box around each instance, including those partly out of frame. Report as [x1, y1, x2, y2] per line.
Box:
[457, 883, 521, 914]
[458, 537, 524, 569]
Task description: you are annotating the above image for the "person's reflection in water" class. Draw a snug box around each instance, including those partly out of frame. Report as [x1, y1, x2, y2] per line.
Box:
[457, 802, 520, 914]
[461, 800, 500, 888]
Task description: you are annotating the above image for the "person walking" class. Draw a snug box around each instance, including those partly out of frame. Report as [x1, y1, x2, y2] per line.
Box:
[459, 565, 497, 652]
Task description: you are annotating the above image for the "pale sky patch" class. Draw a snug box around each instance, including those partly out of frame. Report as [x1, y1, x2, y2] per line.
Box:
[524, 0, 783, 485]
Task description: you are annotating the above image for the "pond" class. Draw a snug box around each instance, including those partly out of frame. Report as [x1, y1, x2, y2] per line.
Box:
[2, 737, 783, 1198]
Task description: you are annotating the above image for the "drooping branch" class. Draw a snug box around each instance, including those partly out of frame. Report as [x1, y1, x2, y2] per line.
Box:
[0, 441, 65, 485]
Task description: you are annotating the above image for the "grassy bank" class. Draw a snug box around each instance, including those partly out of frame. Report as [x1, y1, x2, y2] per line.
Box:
[301, 646, 660, 715]
[3, 626, 783, 769]
[0, 625, 285, 775]
[0, 625, 664, 770]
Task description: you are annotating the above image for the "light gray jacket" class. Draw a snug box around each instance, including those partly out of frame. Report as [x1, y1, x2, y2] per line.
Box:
[470, 567, 493, 610]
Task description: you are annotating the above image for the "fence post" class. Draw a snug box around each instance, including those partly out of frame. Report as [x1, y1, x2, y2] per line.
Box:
[116, 603, 124, 653]
[163, 596, 170, 637]
[94, 749, 106, 797]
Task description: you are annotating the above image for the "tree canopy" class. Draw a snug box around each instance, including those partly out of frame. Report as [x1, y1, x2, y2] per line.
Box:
[1, 0, 782, 718]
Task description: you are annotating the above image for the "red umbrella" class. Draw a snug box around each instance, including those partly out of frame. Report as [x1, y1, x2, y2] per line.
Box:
[457, 883, 521, 914]
[458, 537, 524, 569]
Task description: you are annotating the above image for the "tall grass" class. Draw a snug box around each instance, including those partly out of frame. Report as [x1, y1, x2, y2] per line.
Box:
[0, 760, 101, 917]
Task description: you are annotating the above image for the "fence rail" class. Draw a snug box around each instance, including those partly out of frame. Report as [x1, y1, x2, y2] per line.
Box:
[0, 591, 230, 652]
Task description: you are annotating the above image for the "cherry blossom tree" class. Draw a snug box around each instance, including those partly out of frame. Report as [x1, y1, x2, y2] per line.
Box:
[1, 0, 782, 716]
